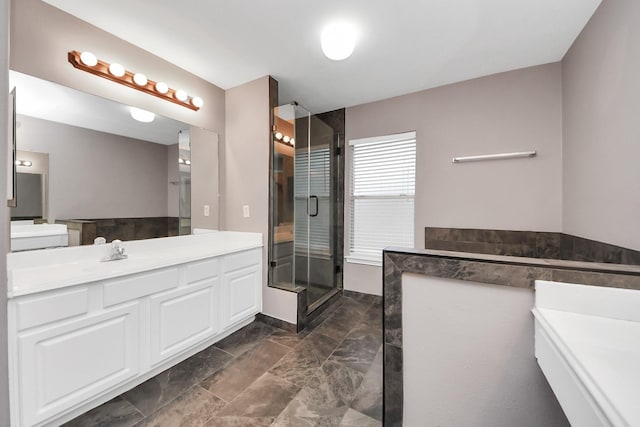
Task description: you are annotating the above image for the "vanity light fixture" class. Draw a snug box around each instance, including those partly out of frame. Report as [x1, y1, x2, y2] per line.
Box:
[15, 160, 32, 167]
[108, 63, 125, 77]
[290, 138, 295, 146]
[174, 89, 187, 102]
[275, 132, 283, 140]
[155, 82, 169, 94]
[67, 50, 203, 111]
[130, 106, 155, 123]
[80, 51, 98, 66]
[273, 130, 295, 147]
[283, 135, 291, 143]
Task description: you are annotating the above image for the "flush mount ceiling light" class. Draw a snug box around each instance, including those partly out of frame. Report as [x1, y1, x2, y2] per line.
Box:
[321, 22, 357, 60]
[130, 106, 155, 123]
[67, 50, 203, 111]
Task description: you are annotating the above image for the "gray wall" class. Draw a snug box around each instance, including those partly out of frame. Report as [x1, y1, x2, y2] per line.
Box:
[403, 274, 568, 426]
[191, 127, 219, 229]
[345, 63, 564, 294]
[562, 0, 640, 251]
[224, 76, 297, 323]
[167, 143, 179, 218]
[17, 115, 169, 221]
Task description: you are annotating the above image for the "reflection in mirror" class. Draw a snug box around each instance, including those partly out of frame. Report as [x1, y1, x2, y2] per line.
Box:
[8, 70, 206, 251]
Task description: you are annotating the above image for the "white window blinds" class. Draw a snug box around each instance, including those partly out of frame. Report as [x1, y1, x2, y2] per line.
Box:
[348, 132, 416, 265]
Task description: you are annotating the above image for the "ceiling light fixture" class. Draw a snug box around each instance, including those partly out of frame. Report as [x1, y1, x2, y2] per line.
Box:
[67, 50, 203, 111]
[130, 106, 155, 123]
[321, 22, 357, 60]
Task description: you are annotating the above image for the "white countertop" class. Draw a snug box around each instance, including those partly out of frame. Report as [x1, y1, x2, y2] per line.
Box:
[7, 231, 262, 298]
[533, 281, 640, 427]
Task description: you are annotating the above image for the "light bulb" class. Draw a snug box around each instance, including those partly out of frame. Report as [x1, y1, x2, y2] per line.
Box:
[191, 96, 204, 108]
[275, 132, 283, 140]
[133, 73, 148, 86]
[130, 107, 155, 123]
[321, 22, 357, 60]
[155, 82, 168, 94]
[22, 160, 32, 167]
[290, 138, 295, 146]
[80, 51, 98, 66]
[108, 63, 125, 77]
[175, 90, 187, 102]
[283, 135, 291, 143]
[14, 160, 21, 166]
[178, 158, 184, 164]
[184, 159, 191, 165]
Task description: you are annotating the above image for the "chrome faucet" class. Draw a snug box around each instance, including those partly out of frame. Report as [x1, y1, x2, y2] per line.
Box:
[101, 239, 128, 262]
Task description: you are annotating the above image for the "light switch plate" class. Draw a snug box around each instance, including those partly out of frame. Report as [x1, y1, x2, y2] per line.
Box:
[243, 205, 250, 218]
[204, 205, 210, 217]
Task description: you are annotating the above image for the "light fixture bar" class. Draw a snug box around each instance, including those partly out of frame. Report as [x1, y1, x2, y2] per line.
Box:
[452, 150, 537, 163]
[67, 50, 200, 111]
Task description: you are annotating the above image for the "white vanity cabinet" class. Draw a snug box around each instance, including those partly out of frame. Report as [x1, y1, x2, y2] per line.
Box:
[8, 237, 263, 427]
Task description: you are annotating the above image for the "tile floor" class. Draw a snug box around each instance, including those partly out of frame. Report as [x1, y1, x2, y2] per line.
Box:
[64, 292, 382, 427]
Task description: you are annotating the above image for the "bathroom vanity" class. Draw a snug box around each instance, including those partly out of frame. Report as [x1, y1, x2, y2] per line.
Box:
[6, 231, 263, 427]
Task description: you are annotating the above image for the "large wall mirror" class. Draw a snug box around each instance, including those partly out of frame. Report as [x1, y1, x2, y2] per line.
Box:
[9, 70, 218, 251]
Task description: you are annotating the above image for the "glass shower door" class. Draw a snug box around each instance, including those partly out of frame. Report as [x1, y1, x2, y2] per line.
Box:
[270, 103, 338, 310]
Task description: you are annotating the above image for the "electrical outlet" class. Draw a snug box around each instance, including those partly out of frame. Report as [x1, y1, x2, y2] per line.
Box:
[204, 205, 210, 217]
[243, 205, 250, 218]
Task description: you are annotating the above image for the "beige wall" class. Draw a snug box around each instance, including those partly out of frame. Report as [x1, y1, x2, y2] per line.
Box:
[562, 0, 640, 251]
[17, 115, 169, 221]
[191, 127, 219, 229]
[345, 63, 564, 294]
[403, 274, 568, 426]
[224, 76, 297, 323]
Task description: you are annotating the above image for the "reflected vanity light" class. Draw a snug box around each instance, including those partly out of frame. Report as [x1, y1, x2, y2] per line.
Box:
[67, 50, 203, 111]
[283, 135, 290, 143]
[15, 160, 32, 167]
[273, 130, 294, 147]
[178, 158, 191, 166]
[275, 132, 283, 140]
[130, 107, 155, 123]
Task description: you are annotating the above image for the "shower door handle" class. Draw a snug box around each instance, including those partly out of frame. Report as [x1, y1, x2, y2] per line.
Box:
[309, 196, 319, 217]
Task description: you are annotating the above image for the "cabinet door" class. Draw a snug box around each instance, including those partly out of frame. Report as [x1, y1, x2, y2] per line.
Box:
[222, 264, 261, 329]
[18, 302, 140, 427]
[149, 279, 219, 366]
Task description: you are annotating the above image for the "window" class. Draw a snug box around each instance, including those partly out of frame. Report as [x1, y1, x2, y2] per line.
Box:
[347, 131, 416, 265]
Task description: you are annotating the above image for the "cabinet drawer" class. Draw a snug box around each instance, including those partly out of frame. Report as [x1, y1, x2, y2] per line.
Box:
[223, 248, 261, 273]
[103, 267, 178, 307]
[186, 258, 219, 283]
[16, 287, 89, 331]
[18, 302, 140, 427]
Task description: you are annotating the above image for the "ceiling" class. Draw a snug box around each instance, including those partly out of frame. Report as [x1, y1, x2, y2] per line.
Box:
[43, 0, 602, 114]
[10, 71, 188, 145]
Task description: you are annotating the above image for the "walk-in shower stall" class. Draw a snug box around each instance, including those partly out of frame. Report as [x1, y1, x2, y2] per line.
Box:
[269, 103, 344, 315]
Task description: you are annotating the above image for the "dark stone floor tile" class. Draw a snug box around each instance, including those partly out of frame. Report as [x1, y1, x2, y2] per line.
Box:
[275, 360, 364, 426]
[269, 332, 339, 387]
[204, 416, 274, 427]
[214, 321, 277, 357]
[343, 291, 381, 306]
[216, 373, 299, 418]
[340, 408, 382, 426]
[63, 396, 143, 427]
[268, 327, 309, 349]
[201, 340, 290, 402]
[133, 386, 225, 427]
[329, 324, 383, 374]
[361, 304, 382, 333]
[333, 298, 372, 319]
[122, 348, 231, 417]
[350, 348, 382, 421]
